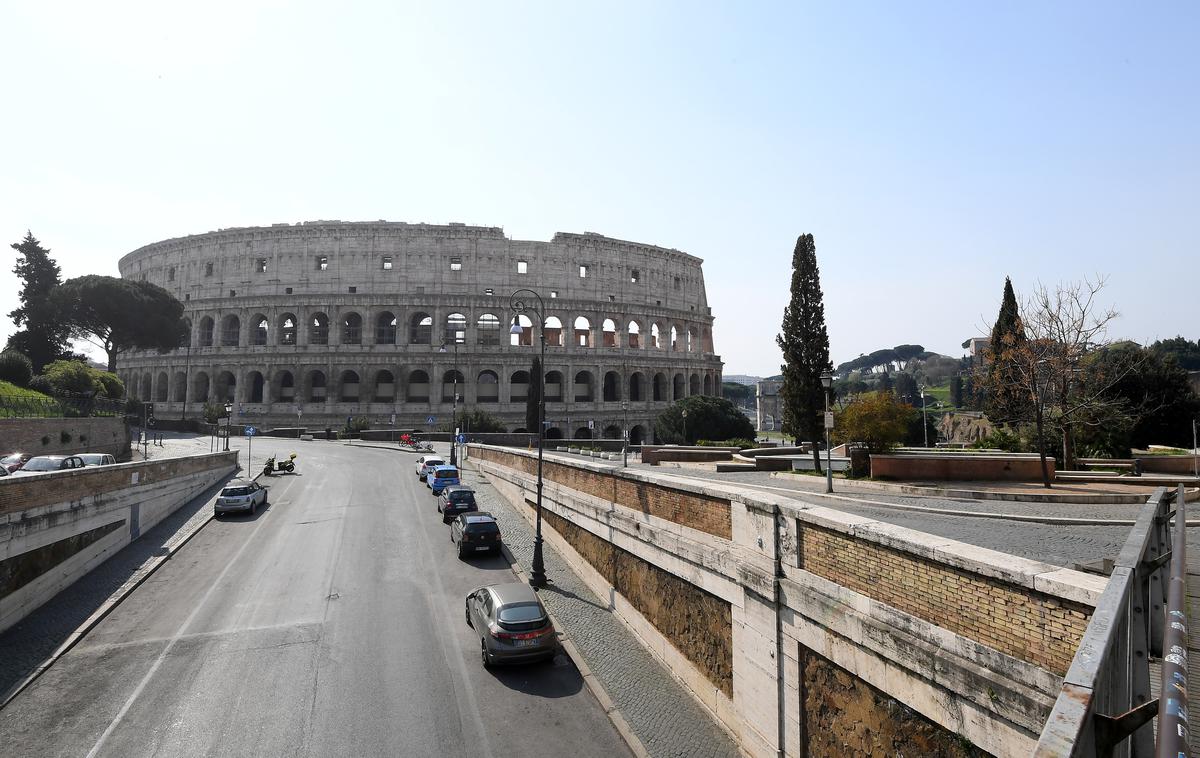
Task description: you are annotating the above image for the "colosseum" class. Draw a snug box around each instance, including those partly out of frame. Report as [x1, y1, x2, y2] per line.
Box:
[116, 221, 723, 443]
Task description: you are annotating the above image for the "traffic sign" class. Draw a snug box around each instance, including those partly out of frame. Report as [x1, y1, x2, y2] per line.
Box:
[245, 426, 257, 437]
[426, 416, 436, 425]
[824, 412, 835, 430]
[456, 434, 466, 444]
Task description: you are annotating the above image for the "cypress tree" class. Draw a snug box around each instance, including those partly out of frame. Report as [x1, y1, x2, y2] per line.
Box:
[985, 277, 1030, 424]
[950, 375, 963, 407]
[776, 234, 832, 471]
[525, 356, 542, 433]
[7, 231, 71, 372]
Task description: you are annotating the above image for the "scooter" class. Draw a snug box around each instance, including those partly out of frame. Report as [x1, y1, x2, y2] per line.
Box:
[263, 453, 297, 476]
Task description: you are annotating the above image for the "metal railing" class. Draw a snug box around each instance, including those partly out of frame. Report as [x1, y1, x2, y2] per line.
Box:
[1034, 485, 1188, 757]
[0, 393, 126, 419]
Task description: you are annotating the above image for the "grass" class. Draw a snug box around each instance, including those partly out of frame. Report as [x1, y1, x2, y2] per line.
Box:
[0, 380, 52, 400]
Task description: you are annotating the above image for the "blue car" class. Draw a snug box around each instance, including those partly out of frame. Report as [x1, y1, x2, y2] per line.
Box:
[428, 465, 461, 495]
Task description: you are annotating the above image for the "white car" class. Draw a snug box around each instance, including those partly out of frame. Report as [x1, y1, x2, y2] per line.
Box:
[9, 455, 87, 476]
[78, 453, 117, 466]
[214, 479, 268, 515]
[415, 455, 445, 481]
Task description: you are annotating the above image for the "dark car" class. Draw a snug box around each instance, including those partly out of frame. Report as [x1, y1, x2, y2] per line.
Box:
[437, 485, 477, 523]
[450, 512, 502, 558]
[9, 455, 86, 476]
[465, 582, 558, 667]
[1, 452, 33, 473]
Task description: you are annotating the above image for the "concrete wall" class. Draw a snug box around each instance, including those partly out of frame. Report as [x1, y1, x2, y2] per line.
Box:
[0, 451, 237, 634]
[471, 444, 1104, 758]
[871, 452, 1056, 481]
[0, 417, 132, 461]
[640, 446, 738, 464]
[1137, 455, 1200, 475]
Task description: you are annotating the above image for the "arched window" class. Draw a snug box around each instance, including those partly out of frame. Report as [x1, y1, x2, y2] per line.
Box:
[376, 312, 397, 344]
[442, 369, 465, 402]
[702, 327, 714, 354]
[686, 327, 695, 353]
[575, 426, 592, 440]
[510, 370, 530, 400]
[629, 425, 646, 445]
[670, 326, 679, 351]
[573, 317, 591, 347]
[171, 371, 186, 402]
[199, 317, 214, 347]
[342, 313, 363, 345]
[309, 313, 329, 345]
[445, 313, 467, 345]
[340, 370, 360, 401]
[544, 370, 563, 402]
[140, 374, 151, 401]
[602, 318, 618, 348]
[277, 370, 295, 402]
[410, 313, 432, 344]
[689, 373, 700, 396]
[375, 370, 395, 402]
[510, 315, 533, 347]
[628, 372, 644, 402]
[215, 371, 236, 402]
[603, 371, 620, 402]
[627, 320, 641, 349]
[653, 372, 667, 402]
[155, 372, 168, 402]
[407, 370, 430, 402]
[192, 372, 210, 403]
[308, 370, 327, 402]
[673, 373, 685, 401]
[248, 371, 265, 403]
[220, 315, 240, 347]
[703, 375, 713, 396]
[543, 316, 564, 347]
[650, 323, 661, 350]
[602, 424, 621, 440]
[251, 315, 268, 346]
[477, 370, 499, 403]
[182, 318, 192, 348]
[574, 371, 593, 402]
[279, 314, 297, 346]
[477, 313, 501, 346]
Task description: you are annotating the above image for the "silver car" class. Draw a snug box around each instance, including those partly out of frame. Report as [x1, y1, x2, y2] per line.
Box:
[9, 455, 86, 476]
[415, 455, 445, 481]
[78, 453, 117, 466]
[465, 583, 558, 667]
[215, 479, 268, 515]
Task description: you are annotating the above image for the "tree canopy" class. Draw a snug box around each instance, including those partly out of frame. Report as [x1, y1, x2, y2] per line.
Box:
[984, 276, 1030, 425]
[776, 234, 831, 469]
[834, 391, 912, 454]
[52, 275, 188, 372]
[653, 395, 754, 445]
[6, 232, 73, 372]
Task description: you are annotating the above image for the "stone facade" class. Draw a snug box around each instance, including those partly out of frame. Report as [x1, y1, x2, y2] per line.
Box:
[116, 221, 723, 437]
[756, 379, 781, 431]
[0, 417, 131, 461]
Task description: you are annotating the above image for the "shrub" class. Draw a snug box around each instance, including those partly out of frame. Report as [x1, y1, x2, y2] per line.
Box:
[42, 360, 97, 395]
[697, 438, 756, 449]
[91, 370, 125, 399]
[202, 402, 224, 424]
[971, 428, 1023, 453]
[833, 391, 913, 454]
[443, 408, 506, 434]
[27, 375, 54, 395]
[654, 396, 755, 445]
[343, 416, 370, 435]
[60, 430, 72, 443]
[0, 351, 33, 386]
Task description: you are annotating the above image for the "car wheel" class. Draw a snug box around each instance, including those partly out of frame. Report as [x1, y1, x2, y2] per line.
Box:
[480, 641, 492, 668]
[457, 547, 466, 560]
[262, 493, 268, 506]
[465, 604, 473, 628]
[249, 500, 256, 516]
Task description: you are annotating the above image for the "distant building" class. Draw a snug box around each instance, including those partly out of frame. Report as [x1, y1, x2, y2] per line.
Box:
[962, 337, 991, 368]
[724, 374, 763, 386]
[756, 379, 783, 431]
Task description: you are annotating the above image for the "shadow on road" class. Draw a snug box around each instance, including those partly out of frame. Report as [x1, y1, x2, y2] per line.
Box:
[487, 654, 584, 698]
[0, 476, 234, 697]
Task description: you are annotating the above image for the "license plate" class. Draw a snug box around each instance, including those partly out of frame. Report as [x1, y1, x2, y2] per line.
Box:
[514, 639, 537, 647]
[475, 546, 490, 551]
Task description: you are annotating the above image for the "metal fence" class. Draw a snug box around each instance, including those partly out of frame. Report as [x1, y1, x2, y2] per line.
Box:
[1035, 485, 1188, 757]
[0, 393, 126, 419]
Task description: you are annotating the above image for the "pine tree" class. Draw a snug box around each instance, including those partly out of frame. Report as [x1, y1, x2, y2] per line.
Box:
[525, 356, 542, 433]
[7, 231, 71, 372]
[985, 277, 1030, 425]
[950, 375, 963, 407]
[775, 234, 831, 471]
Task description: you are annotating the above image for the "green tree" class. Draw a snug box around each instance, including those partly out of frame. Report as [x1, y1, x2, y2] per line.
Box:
[985, 277, 1030, 425]
[1150, 337, 1200, 371]
[42, 359, 97, 395]
[775, 234, 832, 470]
[892, 372, 919, 404]
[525, 356, 542, 432]
[721, 382, 754, 407]
[893, 344, 925, 370]
[949, 375, 963, 407]
[52, 275, 188, 372]
[7, 232, 73, 372]
[653, 395, 754, 445]
[0, 351, 34, 386]
[443, 408, 506, 434]
[834, 391, 912, 454]
[90, 368, 125, 399]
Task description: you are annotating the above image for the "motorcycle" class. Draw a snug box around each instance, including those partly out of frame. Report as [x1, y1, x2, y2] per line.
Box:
[263, 453, 297, 476]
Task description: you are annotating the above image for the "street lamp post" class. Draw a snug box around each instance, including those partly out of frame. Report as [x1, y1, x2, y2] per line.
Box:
[439, 335, 461, 465]
[820, 372, 833, 494]
[920, 386, 929, 448]
[622, 400, 629, 467]
[681, 409, 688, 445]
[510, 289, 548, 588]
[223, 402, 233, 452]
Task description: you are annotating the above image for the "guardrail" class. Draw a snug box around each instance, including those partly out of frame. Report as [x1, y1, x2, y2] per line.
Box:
[0, 393, 125, 419]
[1034, 486, 1187, 757]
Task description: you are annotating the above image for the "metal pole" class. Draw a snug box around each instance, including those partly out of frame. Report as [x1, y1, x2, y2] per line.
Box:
[511, 288, 548, 588]
[451, 339, 458, 466]
[825, 390, 832, 494]
[1156, 484, 1189, 753]
[921, 388, 928, 448]
[622, 401, 628, 467]
[1193, 418, 1197, 479]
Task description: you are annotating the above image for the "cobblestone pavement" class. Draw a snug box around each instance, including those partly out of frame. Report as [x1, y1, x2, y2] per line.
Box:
[462, 468, 740, 758]
[0, 478, 225, 696]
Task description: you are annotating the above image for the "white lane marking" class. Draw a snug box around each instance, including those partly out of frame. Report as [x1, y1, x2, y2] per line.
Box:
[85, 490, 281, 758]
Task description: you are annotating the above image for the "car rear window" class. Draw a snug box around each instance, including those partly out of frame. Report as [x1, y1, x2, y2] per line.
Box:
[424, 459, 444, 467]
[449, 492, 475, 504]
[435, 469, 458, 479]
[1, 455, 22, 465]
[498, 603, 545, 623]
[222, 487, 254, 497]
[22, 459, 60, 471]
[464, 522, 499, 535]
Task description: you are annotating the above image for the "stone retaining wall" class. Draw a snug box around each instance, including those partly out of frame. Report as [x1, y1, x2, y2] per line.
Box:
[0, 417, 131, 462]
[871, 452, 1056, 481]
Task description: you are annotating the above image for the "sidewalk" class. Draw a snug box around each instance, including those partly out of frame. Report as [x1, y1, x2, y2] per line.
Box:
[464, 469, 740, 758]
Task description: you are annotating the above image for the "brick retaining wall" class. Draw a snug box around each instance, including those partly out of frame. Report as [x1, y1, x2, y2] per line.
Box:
[870, 453, 1056, 481]
[0, 417, 131, 461]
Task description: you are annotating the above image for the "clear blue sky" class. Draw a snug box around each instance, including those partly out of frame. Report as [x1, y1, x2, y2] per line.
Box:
[1, 1, 1195, 376]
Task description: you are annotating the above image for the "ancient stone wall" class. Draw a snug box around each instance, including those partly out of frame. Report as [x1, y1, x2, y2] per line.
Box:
[0, 417, 131, 461]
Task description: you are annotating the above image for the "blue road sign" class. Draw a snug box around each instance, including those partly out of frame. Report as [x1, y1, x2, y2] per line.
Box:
[245, 426, 257, 437]
[426, 416, 436, 425]
[456, 434, 465, 443]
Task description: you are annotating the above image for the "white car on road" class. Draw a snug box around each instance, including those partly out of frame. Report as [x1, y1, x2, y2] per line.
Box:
[214, 479, 268, 516]
[415, 455, 445, 481]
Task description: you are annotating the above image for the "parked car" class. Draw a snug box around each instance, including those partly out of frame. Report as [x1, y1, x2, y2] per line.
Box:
[78, 453, 117, 466]
[438, 485, 478, 523]
[0, 465, 8, 478]
[451, 512, 502, 558]
[9, 455, 87, 476]
[1, 452, 33, 472]
[214, 479, 268, 515]
[428, 465, 461, 495]
[415, 455, 445, 481]
[465, 582, 558, 667]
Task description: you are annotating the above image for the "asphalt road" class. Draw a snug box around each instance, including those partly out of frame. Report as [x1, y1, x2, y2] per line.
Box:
[0, 439, 629, 758]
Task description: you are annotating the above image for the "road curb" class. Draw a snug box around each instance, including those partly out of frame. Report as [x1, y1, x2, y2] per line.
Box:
[497, 542, 651, 758]
[0, 468, 252, 710]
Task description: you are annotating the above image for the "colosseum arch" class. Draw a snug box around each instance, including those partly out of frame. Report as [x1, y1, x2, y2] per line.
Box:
[340, 370, 360, 402]
[342, 313, 363, 345]
[575, 426, 592, 440]
[477, 314, 501, 346]
[628, 372, 644, 402]
[543, 317, 564, 348]
[198, 316, 214, 347]
[703, 374, 713, 396]
[510, 315, 533, 347]
[602, 371, 620, 402]
[629, 425, 646, 445]
[510, 370, 530, 401]
[445, 313, 467, 344]
[307, 370, 327, 402]
[279, 314, 298, 346]
[441, 370, 464, 402]
[220, 315, 240, 347]
[372, 369, 394, 402]
[673, 373, 685, 401]
[275, 370, 296, 403]
[215, 371, 236, 403]
[139, 374, 151, 400]
[670, 326, 679, 352]
[477, 370, 499, 403]
[602, 424, 621, 440]
[407, 370, 430, 402]
[544, 370, 564, 402]
[251, 315, 269, 346]
[650, 323, 661, 350]
[171, 371, 186, 402]
[573, 317, 591, 347]
[376, 312, 397, 345]
[653, 372, 667, 402]
[626, 320, 641, 349]
[702, 327, 713, 354]
[309, 313, 330, 345]
[410, 313, 432, 345]
[689, 373, 700, 396]
[602, 318, 618, 347]
[155, 371, 169, 402]
[191, 372, 210, 403]
[545, 427, 564, 440]
[574, 371, 594, 402]
[687, 327, 695, 353]
[181, 318, 192, 348]
[248, 371, 266, 403]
